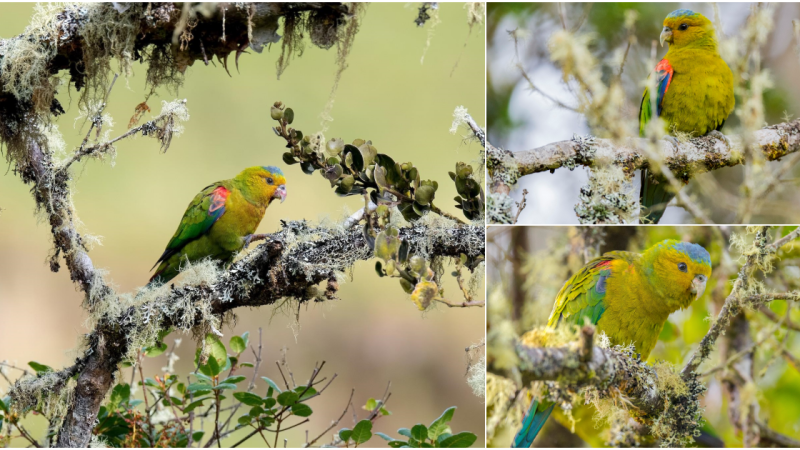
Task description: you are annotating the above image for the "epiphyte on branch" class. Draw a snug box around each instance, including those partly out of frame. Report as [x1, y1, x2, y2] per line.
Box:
[514, 239, 711, 447]
[149, 166, 287, 284]
[639, 9, 734, 223]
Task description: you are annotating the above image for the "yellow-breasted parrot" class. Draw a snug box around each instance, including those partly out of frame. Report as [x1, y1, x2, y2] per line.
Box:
[513, 239, 712, 447]
[149, 166, 287, 284]
[639, 9, 735, 223]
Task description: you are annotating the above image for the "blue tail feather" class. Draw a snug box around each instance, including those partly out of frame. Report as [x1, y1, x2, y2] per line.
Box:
[512, 399, 555, 448]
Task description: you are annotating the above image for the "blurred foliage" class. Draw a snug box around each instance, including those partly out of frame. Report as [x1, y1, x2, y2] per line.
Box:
[486, 226, 800, 447]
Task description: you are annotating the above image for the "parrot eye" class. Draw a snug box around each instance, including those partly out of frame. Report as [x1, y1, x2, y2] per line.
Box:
[678, 262, 688, 272]
[679, 23, 688, 30]
[266, 177, 274, 185]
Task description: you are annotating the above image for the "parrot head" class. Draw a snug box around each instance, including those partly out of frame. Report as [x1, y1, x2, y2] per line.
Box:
[645, 239, 712, 310]
[234, 166, 287, 205]
[660, 9, 716, 49]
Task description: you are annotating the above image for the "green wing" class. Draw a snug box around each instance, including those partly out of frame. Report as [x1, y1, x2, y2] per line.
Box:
[639, 85, 652, 137]
[151, 182, 229, 270]
[546, 255, 625, 328]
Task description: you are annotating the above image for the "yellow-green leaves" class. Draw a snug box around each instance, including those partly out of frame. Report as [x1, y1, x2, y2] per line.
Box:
[375, 226, 401, 262]
[411, 280, 438, 311]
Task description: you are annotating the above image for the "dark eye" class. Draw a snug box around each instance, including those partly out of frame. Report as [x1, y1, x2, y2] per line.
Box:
[679, 23, 688, 30]
[266, 177, 274, 185]
[678, 262, 688, 272]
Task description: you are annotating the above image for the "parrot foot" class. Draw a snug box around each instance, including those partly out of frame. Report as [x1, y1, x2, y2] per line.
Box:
[243, 233, 270, 247]
[662, 135, 680, 148]
[707, 130, 732, 149]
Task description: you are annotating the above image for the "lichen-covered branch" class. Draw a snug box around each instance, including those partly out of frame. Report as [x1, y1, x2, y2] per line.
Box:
[12, 220, 483, 447]
[508, 120, 800, 177]
[514, 329, 706, 446]
[681, 227, 800, 379]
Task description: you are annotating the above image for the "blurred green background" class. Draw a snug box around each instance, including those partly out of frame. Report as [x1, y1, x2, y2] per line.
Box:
[488, 2, 800, 224]
[0, 3, 485, 447]
[487, 226, 800, 446]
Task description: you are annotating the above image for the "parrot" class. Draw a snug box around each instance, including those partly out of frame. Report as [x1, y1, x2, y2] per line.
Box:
[149, 166, 287, 284]
[638, 9, 735, 224]
[513, 239, 713, 448]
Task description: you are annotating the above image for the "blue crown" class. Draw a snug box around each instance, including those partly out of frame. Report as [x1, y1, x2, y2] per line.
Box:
[263, 166, 284, 176]
[667, 9, 699, 19]
[670, 241, 711, 266]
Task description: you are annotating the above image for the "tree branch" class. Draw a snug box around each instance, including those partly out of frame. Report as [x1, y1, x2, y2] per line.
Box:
[509, 120, 800, 177]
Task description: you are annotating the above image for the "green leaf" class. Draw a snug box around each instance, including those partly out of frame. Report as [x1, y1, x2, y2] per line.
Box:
[284, 108, 294, 124]
[282, 152, 298, 165]
[144, 342, 168, 357]
[387, 441, 407, 448]
[291, 403, 313, 417]
[193, 373, 213, 383]
[398, 428, 413, 438]
[207, 355, 221, 377]
[375, 432, 395, 442]
[411, 425, 428, 442]
[238, 415, 252, 426]
[300, 161, 316, 175]
[295, 386, 317, 400]
[206, 334, 228, 367]
[339, 428, 352, 442]
[28, 361, 53, 373]
[264, 397, 277, 409]
[187, 383, 213, 393]
[193, 431, 205, 442]
[261, 377, 282, 393]
[213, 383, 238, 391]
[222, 376, 247, 385]
[230, 336, 246, 354]
[415, 185, 436, 206]
[249, 406, 265, 416]
[183, 399, 207, 412]
[109, 384, 131, 410]
[276, 391, 299, 406]
[240, 362, 254, 368]
[438, 432, 477, 448]
[428, 407, 455, 440]
[233, 392, 263, 406]
[351, 419, 373, 445]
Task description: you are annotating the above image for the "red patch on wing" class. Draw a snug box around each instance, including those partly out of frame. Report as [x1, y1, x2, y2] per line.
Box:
[209, 186, 229, 213]
[655, 59, 674, 107]
[596, 260, 612, 268]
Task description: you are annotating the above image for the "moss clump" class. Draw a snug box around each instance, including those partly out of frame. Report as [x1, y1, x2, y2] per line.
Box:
[487, 192, 514, 224]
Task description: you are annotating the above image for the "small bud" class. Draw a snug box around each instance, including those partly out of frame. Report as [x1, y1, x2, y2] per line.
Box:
[270, 106, 284, 120]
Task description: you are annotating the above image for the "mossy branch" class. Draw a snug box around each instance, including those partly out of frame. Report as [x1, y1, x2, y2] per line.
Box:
[681, 227, 800, 379]
[505, 120, 800, 177]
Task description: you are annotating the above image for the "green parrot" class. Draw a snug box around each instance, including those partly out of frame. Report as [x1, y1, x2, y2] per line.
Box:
[639, 9, 735, 223]
[149, 166, 287, 284]
[513, 239, 713, 447]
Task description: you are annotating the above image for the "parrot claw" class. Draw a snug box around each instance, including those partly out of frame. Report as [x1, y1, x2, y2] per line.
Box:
[244, 233, 270, 247]
[707, 130, 732, 149]
[662, 135, 680, 149]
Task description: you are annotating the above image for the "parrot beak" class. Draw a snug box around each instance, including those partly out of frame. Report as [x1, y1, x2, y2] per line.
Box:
[660, 26, 673, 47]
[690, 274, 707, 299]
[273, 185, 287, 203]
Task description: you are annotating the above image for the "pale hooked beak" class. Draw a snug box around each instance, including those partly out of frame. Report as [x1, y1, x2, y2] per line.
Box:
[691, 274, 707, 299]
[660, 26, 673, 47]
[273, 185, 287, 203]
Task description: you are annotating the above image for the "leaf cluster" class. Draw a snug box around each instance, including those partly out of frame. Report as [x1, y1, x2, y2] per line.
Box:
[339, 406, 477, 448]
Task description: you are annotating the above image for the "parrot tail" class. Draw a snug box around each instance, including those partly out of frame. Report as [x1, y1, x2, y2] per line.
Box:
[512, 399, 555, 448]
[639, 168, 675, 224]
